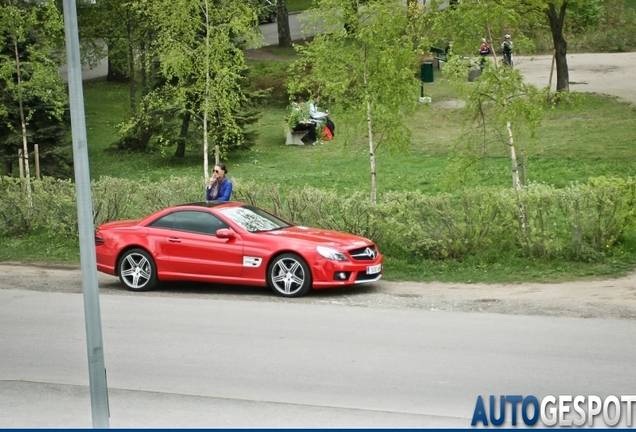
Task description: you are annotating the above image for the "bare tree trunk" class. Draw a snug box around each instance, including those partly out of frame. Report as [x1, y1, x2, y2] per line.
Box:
[519, 153, 527, 187]
[485, 25, 499, 67]
[506, 121, 526, 229]
[362, 58, 377, 202]
[203, 0, 210, 182]
[276, 0, 291, 48]
[140, 39, 147, 97]
[34, 144, 40, 180]
[9, 7, 32, 204]
[203, 109, 209, 182]
[175, 111, 191, 158]
[18, 149, 24, 178]
[545, 2, 569, 93]
[547, 48, 556, 99]
[506, 120, 520, 191]
[366, 98, 377, 203]
[127, 19, 136, 114]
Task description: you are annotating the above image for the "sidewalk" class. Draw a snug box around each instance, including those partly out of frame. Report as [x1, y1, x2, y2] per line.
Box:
[515, 52, 636, 105]
[1, 380, 462, 428]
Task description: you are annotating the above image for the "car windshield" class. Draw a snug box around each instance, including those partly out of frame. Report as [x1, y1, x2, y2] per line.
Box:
[219, 205, 292, 233]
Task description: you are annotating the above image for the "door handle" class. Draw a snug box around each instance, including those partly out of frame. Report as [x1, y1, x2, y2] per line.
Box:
[168, 237, 182, 243]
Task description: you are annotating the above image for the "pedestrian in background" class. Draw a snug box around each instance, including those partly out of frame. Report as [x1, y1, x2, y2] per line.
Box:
[501, 34, 514, 67]
[479, 38, 491, 70]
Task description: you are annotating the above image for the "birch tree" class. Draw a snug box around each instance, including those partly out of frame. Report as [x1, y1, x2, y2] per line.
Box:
[152, 0, 258, 181]
[288, 0, 428, 202]
[0, 0, 66, 195]
[430, 0, 543, 191]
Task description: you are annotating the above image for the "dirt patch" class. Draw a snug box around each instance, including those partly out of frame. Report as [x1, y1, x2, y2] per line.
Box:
[1, 263, 635, 320]
[245, 48, 292, 62]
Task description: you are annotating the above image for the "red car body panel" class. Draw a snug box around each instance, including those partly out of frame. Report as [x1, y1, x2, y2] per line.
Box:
[95, 202, 383, 290]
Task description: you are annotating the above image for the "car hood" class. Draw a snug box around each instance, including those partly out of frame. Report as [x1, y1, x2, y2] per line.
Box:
[265, 226, 371, 249]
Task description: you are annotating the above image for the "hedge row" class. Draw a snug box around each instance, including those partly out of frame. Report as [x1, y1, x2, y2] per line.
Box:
[1, 175, 634, 262]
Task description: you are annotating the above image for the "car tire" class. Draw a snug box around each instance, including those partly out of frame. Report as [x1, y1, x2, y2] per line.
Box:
[267, 253, 312, 297]
[118, 248, 158, 291]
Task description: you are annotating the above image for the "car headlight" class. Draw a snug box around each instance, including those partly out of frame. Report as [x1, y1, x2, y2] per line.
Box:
[316, 246, 348, 261]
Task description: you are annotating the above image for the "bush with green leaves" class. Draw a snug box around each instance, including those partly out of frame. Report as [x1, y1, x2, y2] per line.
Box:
[376, 188, 519, 260]
[1, 175, 634, 263]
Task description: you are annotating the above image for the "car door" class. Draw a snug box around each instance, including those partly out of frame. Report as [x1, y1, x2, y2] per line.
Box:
[149, 210, 243, 277]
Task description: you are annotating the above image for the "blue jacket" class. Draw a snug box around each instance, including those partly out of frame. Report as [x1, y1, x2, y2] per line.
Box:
[206, 179, 233, 201]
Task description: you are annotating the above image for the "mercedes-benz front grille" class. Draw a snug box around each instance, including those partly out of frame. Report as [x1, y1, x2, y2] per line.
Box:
[349, 245, 378, 261]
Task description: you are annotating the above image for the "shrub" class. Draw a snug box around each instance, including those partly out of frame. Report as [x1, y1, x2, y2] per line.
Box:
[1, 175, 635, 263]
[246, 61, 291, 107]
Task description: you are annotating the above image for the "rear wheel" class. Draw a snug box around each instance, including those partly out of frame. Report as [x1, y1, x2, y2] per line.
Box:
[267, 253, 312, 297]
[118, 248, 158, 291]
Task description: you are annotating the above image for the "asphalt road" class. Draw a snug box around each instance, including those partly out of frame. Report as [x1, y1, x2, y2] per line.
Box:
[32, 10, 636, 428]
[1, 280, 636, 427]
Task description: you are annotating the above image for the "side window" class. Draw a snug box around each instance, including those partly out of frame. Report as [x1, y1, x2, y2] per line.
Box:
[173, 211, 229, 235]
[149, 213, 175, 229]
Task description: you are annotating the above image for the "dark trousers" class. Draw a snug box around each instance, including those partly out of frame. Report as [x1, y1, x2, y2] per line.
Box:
[503, 49, 513, 67]
[325, 118, 335, 136]
[293, 122, 317, 142]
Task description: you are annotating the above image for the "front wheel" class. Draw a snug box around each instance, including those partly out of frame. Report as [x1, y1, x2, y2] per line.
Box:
[267, 253, 312, 297]
[118, 248, 158, 291]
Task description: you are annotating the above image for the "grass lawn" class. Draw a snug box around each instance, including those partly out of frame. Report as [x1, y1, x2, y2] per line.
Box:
[6, 68, 630, 284]
[286, 0, 313, 12]
[84, 75, 636, 196]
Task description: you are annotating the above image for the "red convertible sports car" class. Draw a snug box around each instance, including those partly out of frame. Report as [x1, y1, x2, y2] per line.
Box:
[95, 201, 383, 297]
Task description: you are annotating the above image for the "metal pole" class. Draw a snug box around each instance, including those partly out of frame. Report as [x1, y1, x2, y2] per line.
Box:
[18, 149, 25, 193]
[34, 144, 40, 180]
[520, 154, 527, 187]
[547, 49, 556, 100]
[18, 149, 24, 178]
[61, 0, 110, 427]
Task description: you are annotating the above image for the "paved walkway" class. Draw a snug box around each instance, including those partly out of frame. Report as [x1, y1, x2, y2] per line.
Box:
[515, 52, 636, 105]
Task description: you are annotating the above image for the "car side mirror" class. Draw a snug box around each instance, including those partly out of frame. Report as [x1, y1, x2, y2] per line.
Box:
[216, 228, 236, 240]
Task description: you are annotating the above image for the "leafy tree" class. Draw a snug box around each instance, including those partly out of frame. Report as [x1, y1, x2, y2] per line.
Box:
[534, 0, 604, 93]
[0, 0, 70, 190]
[431, 0, 543, 190]
[288, 0, 428, 202]
[150, 0, 260, 180]
[431, 0, 606, 94]
[443, 60, 543, 190]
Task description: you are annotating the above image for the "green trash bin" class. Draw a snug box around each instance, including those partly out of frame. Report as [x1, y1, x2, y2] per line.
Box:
[421, 62, 434, 83]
